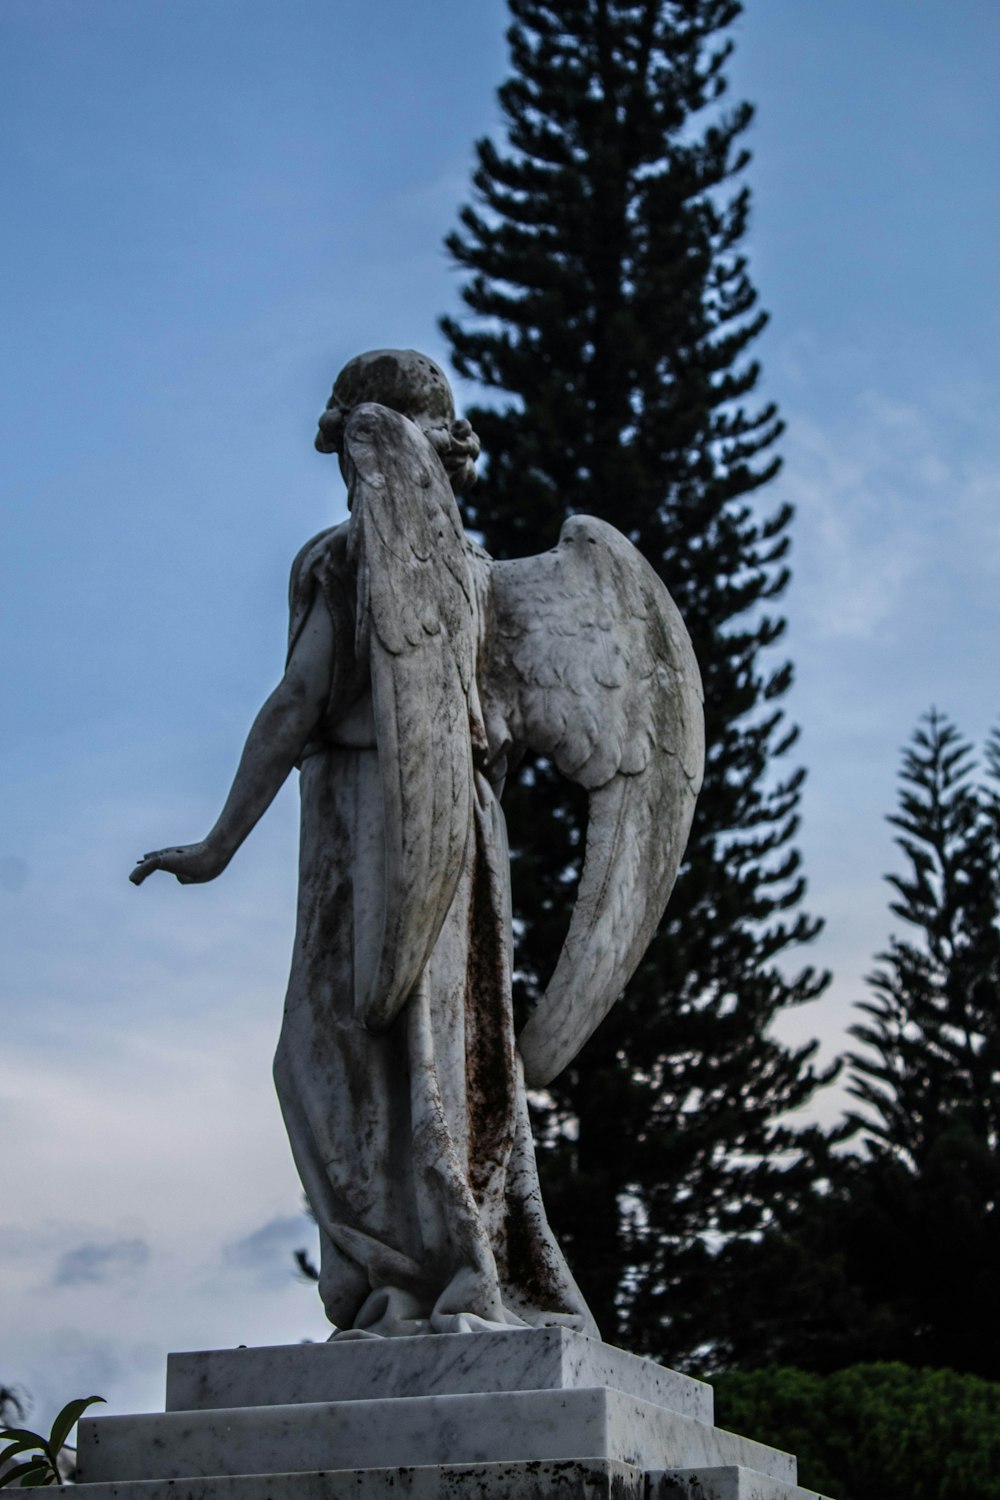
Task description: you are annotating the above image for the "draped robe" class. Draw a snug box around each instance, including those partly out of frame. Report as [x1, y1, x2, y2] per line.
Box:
[272, 523, 598, 1339]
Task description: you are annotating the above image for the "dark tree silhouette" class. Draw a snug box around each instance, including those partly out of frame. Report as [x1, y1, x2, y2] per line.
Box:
[442, 0, 831, 1359]
[695, 712, 1000, 1377]
[848, 710, 1000, 1166]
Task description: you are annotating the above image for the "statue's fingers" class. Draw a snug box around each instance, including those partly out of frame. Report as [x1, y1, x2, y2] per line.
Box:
[130, 852, 164, 885]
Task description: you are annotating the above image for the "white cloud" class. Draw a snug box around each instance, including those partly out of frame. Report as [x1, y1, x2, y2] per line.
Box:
[784, 382, 1000, 647]
[224, 1214, 317, 1288]
[2, 769, 328, 1429]
[53, 1239, 151, 1288]
[758, 371, 1000, 1136]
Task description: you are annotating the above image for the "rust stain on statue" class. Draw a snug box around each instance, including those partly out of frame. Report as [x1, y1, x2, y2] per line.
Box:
[500, 1189, 568, 1310]
[464, 826, 516, 1202]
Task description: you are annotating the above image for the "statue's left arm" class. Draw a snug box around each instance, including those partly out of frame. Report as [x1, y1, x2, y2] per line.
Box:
[130, 592, 334, 886]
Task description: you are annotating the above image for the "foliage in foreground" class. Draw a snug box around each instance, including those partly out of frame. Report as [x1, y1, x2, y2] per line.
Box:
[713, 1364, 1000, 1500]
[0, 1398, 104, 1488]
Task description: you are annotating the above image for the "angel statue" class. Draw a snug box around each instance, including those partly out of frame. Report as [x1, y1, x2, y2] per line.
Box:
[131, 349, 703, 1341]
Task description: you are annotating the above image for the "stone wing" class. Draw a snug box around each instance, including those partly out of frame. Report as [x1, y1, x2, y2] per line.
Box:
[343, 403, 478, 1032]
[482, 516, 704, 1088]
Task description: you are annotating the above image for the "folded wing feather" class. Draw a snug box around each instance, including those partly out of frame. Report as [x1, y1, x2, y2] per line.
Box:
[483, 515, 704, 1087]
[342, 418, 703, 1076]
[343, 403, 477, 1032]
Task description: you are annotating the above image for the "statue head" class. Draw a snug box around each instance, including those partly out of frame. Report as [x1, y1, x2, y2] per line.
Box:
[315, 349, 479, 494]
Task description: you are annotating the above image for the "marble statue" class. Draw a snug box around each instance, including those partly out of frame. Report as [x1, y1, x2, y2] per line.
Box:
[131, 350, 704, 1341]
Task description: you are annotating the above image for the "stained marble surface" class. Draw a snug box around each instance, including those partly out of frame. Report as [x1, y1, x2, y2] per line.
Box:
[78, 1387, 795, 1487]
[61, 1458, 647, 1500]
[649, 1466, 828, 1500]
[132, 353, 705, 1343]
[70, 1460, 830, 1500]
[165, 1328, 712, 1423]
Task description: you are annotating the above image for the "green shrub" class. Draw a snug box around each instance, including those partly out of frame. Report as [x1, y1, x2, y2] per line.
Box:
[713, 1364, 1000, 1500]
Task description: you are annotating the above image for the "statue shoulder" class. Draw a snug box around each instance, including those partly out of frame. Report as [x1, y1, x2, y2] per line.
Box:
[287, 521, 353, 659]
[288, 522, 351, 602]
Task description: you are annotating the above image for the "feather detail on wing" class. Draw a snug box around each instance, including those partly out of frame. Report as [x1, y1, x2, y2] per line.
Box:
[482, 515, 705, 1088]
[342, 403, 478, 1032]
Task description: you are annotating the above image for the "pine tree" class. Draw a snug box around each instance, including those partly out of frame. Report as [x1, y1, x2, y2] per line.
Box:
[837, 711, 1000, 1375]
[848, 710, 1000, 1165]
[702, 712, 1000, 1376]
[442, 0, 831, 1361]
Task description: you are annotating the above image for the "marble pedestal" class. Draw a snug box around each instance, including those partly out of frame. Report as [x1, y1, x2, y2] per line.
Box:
[74, 1329, 830, 1499]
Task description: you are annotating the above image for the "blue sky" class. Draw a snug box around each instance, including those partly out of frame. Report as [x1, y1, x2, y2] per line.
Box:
[2, 0, 998, 1425]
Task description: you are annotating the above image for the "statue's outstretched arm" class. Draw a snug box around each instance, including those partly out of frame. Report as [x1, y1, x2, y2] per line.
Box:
[130, 594, 334, 887]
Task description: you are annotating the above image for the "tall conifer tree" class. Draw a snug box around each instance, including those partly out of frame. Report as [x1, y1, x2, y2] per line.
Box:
[442, 0, 831, 1360]
[697, 713, 1000, 1376]
[839, 711, 1000, 1374]
[848, 711, 1000, 1165]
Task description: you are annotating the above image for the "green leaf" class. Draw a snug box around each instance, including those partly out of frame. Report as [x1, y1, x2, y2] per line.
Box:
[48, 1398, 104, 1461]
[20, 1469, 55, 1488]
[0, 1440, 42, 1468]
[0, 1458, 51, 1488]
[0, 1434, 45, 1451]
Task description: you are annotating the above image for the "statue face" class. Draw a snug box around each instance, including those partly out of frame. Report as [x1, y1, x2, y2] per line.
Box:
[316, 349, 456, 455]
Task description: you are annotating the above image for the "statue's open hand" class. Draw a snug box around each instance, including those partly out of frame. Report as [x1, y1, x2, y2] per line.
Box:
[130, 841, 226, 886]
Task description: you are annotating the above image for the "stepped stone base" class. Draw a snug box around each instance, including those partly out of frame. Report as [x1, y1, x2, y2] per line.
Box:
[74, 1329, 830, 1500]
[165, 1327, 708, 1420]
[649, 1469, 826, 1500]
[59, 1459, 644, 1500]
